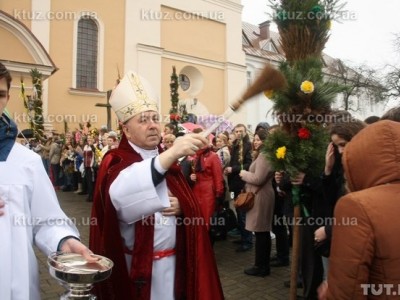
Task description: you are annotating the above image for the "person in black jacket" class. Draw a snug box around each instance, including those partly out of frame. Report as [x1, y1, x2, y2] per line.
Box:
[276, 169, 325, 299]
[314, 119, 366, 280]
[225, 124, 253, 252]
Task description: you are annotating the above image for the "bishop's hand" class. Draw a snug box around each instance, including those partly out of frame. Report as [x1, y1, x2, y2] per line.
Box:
[162, 196, 182, 216]
[159, 133, 208, 169]
[171, 133, 208, 157]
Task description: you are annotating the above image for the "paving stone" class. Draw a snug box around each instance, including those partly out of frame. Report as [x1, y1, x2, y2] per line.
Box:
[36, 191, 293, 299]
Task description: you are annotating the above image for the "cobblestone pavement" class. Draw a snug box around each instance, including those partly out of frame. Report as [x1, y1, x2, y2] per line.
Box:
[36, 191, 294, 299]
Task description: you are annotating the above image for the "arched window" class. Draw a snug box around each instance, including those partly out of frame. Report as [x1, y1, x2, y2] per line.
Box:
[76, 17, 98, 89]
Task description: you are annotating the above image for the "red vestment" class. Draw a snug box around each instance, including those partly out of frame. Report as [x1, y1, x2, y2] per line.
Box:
[89, 135, 224, 299]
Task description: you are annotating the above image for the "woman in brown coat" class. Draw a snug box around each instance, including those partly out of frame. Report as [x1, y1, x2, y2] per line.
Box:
[240, 129, 275, 277]
[319, 120, 400, 299]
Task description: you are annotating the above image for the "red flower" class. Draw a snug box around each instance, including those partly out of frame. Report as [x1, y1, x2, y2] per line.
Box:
[170, 114, 181, 121]
[298, 128, 311, 139]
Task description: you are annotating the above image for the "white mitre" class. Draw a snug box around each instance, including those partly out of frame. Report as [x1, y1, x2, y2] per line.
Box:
[109, 71, 159, 123]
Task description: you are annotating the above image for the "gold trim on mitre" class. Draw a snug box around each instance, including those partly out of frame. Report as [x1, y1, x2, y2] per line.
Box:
[112, 72, 159, 123]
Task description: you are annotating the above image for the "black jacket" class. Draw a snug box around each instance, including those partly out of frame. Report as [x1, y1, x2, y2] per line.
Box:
[227, 136, 252, 194]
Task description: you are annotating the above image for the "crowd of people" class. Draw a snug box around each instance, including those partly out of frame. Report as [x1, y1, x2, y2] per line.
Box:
[135, 109, 400, 300]
[3, 60, 400, 299]
[19, 124, 120, 202]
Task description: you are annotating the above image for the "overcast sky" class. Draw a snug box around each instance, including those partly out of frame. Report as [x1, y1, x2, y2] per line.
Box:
[241, 0, 400, 69]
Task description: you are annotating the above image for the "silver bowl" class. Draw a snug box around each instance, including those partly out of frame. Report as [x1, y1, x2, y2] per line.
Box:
[48, 252, 113, 300]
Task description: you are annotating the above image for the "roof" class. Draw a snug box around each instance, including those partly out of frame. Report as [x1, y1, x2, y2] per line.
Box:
[242, 21, 284, 63]
[242, 21, 350, 77]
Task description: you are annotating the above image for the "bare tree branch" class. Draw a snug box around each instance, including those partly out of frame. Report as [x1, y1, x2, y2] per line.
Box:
[324, 59, 387, 112]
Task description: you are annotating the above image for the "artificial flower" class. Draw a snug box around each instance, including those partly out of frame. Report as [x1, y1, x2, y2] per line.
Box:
[276, 146, 287, 159]
[298, 128, 311, 139]
[264, 90, 274, 98]
[300, 80, 314, 94]
[170, 114, 180, 121]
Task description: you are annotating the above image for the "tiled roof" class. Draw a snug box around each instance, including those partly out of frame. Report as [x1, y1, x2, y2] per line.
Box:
[242, 21, 345, 76]
[242, 45, 285, 62]
[242, 21, 283, 60]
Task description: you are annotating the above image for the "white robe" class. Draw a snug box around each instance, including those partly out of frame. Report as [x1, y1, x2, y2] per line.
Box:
[0, 143, 79, 300]
[109, 142, 176, 300]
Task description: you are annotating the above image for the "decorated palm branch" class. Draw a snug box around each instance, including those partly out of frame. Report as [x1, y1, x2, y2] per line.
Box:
[30, 68, 45, 140]
[263, 0, 345, 186]
[263, 57, 343, 178]
[20, 68, 45, 140]
[262, 1, 345, 298]
[271, 0, 340, 62]
[169, 66, 189, 132]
